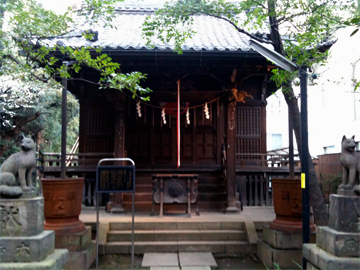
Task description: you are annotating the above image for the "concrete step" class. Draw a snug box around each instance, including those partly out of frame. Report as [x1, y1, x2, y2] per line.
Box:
[109, 221, 245, 231]
[103, 240, 250, 255]
[107, 229, 247, 242]
[122, 201, 226, 212]
[122, 192, 227, 202]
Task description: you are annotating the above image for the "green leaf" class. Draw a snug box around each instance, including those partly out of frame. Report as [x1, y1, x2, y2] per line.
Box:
[350, 28, 359, 37]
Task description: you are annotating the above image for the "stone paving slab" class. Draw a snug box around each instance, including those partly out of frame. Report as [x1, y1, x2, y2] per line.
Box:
[181, 267, 211, 270]
[142, 253, 179, 267]
[150, 267, 180, 270]
[179, 252, 217, 267]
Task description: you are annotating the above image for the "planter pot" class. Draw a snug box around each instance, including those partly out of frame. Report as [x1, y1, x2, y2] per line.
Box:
[41, 178, 86, 236]
[270, 178, 315, 233]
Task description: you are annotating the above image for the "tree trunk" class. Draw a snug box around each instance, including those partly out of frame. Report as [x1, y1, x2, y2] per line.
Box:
[282, 83, 329, 226]
[268, 0, 329, 225]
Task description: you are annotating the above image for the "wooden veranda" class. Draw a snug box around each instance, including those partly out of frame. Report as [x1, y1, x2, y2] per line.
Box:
[38, 151, 300, 211]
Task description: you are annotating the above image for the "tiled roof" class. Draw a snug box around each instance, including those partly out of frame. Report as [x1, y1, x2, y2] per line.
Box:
[44, 0, 269, 53]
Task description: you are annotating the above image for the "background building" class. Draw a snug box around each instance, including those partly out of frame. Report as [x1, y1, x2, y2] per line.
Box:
[267, 26, 360, 157]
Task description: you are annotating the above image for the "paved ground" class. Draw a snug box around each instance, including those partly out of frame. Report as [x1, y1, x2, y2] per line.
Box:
[82, 207, 275, 270]
[79, 206, 276, 224]
[89, 254, 267, 270]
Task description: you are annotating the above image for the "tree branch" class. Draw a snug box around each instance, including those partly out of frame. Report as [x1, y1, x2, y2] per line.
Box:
[205, 13, 274, 45]
[2, 54, 51, 83]
[277, 2, 327, 25]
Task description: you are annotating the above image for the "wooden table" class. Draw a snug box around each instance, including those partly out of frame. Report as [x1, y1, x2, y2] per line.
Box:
[151, 174, 199, 217]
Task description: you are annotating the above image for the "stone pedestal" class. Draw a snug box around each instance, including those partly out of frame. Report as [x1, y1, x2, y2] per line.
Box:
[0, 197, 68, 270]
[0, 196, 44, 237]
[55, 226, 96, 270]
[303, 194, 360, 270]
[257, 225, 304, 269]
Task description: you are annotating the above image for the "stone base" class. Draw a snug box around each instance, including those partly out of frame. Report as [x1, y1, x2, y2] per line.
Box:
[329, 194, 360, 233]
[0, 248, 68, 270]
[316, 226, 360, 257]
[64, 240, 96, 270]
[225, 206, 239, 213]
[55, 226, 92, 251]
[111, 206, 125, 214]
[303, 243, 360, 270]
[257, 239, 302, 269]
[262, 225, 303, 249]
[0, 230, 54, 262]
[337, 188, 357, 197]
[54, 226, 95, 269]
[307, 261, 320, 269]
[0, 197, 44, 237]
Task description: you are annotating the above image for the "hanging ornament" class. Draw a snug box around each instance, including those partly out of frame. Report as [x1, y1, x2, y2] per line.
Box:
[186, 108, 190, 125]
[161, 108, 166, 124]
[204, 103, 210, 119]
[136, 101, 142, 117]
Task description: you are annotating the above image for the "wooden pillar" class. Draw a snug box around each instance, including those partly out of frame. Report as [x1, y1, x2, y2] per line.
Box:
[226, 100, 238, 212]
[216, 102, 224, 165]
[109, 95, 126, 214]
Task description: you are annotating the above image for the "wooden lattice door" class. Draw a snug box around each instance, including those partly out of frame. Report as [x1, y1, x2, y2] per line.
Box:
[80, 102, 114, 153]
[235, 106, 265, 164]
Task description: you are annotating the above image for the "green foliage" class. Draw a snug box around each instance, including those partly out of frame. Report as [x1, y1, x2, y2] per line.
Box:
[38, 89, 79, 153]
[344, 2, 360, 90]
[319, 174, 342, 204]
[0, 0, 152, 157]
[0, 0, 151, 99]
[0, 140, 20, 164]
[265, 261, 303, 269]
[142, 0, 354, 87]
[0, 79, 79, 159]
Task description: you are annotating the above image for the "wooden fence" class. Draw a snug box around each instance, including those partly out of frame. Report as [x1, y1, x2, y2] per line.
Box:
[314, 153, 343, 178]
[236, 172, 296, 206]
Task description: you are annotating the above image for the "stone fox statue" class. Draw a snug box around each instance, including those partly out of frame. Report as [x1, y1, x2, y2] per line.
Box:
[0, 136, 37, 197]
[340, 135, 360, 194]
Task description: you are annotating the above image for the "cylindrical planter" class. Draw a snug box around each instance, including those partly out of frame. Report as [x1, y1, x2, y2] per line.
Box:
[41, 178, 86, 235]
[270, 178, 315, 233]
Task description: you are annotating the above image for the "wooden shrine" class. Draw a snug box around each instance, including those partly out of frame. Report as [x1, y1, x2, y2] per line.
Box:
[38, 3, 300, 213]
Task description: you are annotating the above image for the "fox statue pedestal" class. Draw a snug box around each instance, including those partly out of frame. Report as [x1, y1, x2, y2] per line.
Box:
[0, 137, 68, 269]
[0, 195, 68, 269]
[303, 135, 360, 269]
[303, 194, 360, 270]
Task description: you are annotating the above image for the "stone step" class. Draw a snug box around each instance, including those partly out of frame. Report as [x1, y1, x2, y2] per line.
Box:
[133, 173, 222, 185]
[103, 240, 250, 255]
[109, 221, 245, 231]
[122, 201, 226, 212]
[122, 192, 227, 202]
[107, 229, 247, 242]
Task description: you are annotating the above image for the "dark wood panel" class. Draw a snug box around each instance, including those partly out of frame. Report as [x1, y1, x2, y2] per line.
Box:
[125, 100, 220, 166]
[80, 101, 115, 153]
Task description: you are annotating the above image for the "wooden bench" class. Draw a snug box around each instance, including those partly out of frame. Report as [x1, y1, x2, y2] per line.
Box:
[151, 174, 199, 217]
